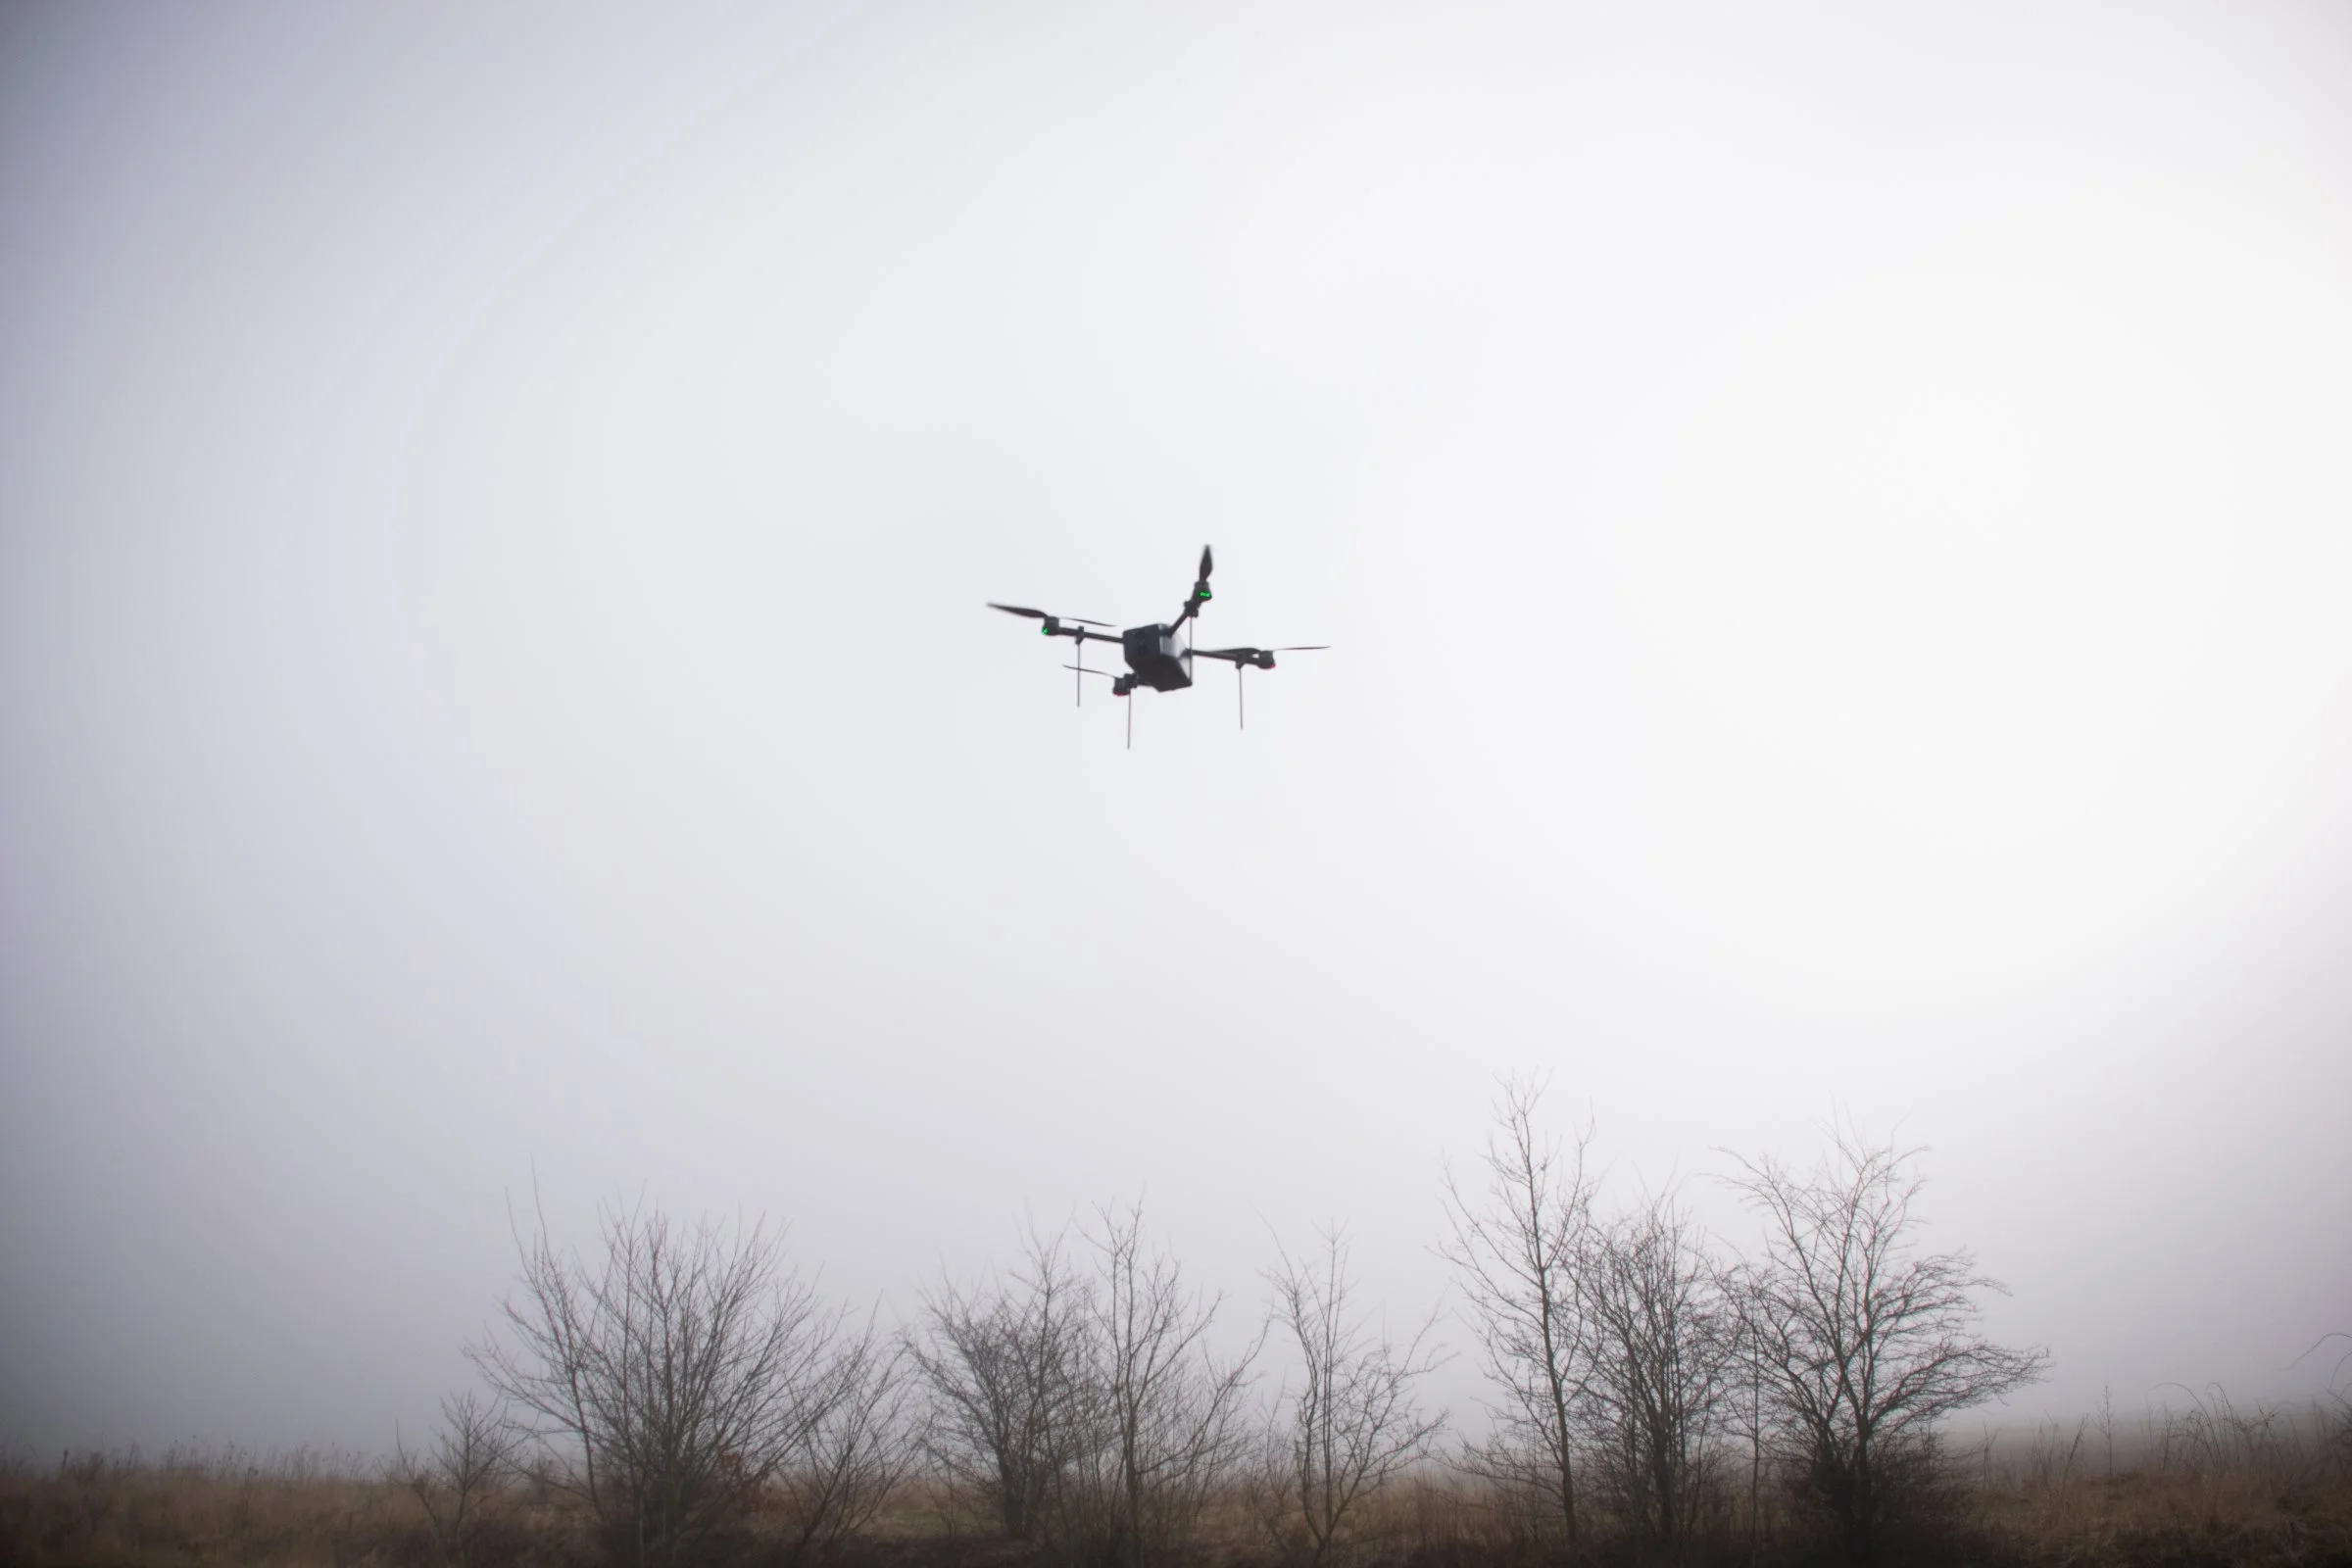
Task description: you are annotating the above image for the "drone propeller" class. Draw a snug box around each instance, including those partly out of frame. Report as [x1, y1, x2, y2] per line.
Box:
[1194, 644, 1330, 667]
[987, 602, 1113, 627]
[1175, 544, 1216, 626]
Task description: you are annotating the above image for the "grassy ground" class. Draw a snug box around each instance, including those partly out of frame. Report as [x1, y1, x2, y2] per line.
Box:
[6, 1402, 2348, 1568]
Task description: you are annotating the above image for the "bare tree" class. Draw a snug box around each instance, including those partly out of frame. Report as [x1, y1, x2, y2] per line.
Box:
[470, 1198, 843, 1567]
[1726, 1131, 2047, 1564]
[393, 1391, 519, 1568]
[1719, 1280, 1772, 1562]
[1083, 1203, 1258, 1568]
[1440, 1075, 1597, 1554]
[1576, 1195, 1737, 1562]
[1264, 1226, 1447, 1566]
[911, 1227, 1100, 1539]
[775, 1311, 919, 1563]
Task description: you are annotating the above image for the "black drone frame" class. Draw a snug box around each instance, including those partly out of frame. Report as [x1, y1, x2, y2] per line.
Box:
[988, 546, 1326, 746]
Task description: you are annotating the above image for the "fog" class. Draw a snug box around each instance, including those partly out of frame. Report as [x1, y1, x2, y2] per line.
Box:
[3, 2, 2348, 1458]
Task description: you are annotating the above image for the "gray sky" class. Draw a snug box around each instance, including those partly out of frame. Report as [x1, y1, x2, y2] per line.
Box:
[4, 2, 2349, 1457]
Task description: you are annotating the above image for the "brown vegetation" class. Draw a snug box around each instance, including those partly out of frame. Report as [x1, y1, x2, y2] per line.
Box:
[7, 1408, 2349, 1568]
[6, 1103, 2343, 1568]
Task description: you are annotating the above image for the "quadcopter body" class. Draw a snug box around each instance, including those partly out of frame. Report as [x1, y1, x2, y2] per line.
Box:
[1111, 623, 1194, 695]
[988, 546, 1325, 742]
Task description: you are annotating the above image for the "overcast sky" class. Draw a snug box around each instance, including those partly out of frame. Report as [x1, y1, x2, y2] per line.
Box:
[4, 2, 2349, 1458]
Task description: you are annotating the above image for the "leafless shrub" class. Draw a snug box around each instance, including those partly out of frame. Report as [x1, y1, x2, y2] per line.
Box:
[2291, 1331, 2352, 1483]
[1576, 1194, 1738, 1559]
[1727, 1130, 2047, 1564]
[2149, 1383, 2294, 1483]
[1073, 1202, 1259, 1568]
[1440, 1074, 1597, 1555]
[2137, 1379, 2348, 1520]
[470, 1197, 851, 1567]
[772, 1312, 919, 1562]
[1261, 1226, 1446, 1565]
[909, 1207, 1255, 1566]
[911, 1227, 1099, 1539]
[392, 1391, 519, 1568]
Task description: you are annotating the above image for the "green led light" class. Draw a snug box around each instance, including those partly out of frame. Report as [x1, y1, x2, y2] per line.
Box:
[1198, 586, 1212, 600]
[1040, 622, 1054, 634]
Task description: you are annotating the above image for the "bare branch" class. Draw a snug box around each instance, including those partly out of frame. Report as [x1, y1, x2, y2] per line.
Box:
[1438, 1074, 1596, 1553]
[1724, 1128, 2047, 1560]
[469, 1198, 845, 1563]
[1265, 1225, 1447, 1566]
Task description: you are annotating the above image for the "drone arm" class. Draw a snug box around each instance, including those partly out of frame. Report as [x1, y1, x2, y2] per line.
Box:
[1018, 623, 1118, 647]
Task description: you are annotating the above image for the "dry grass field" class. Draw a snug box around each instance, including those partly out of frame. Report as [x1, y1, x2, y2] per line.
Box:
[7, 1392, 2349, 1568]
[9, 1136, 2339, 1568]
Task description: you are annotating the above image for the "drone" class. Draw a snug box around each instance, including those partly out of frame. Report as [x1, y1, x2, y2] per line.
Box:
[988, 546, 1326, 746]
